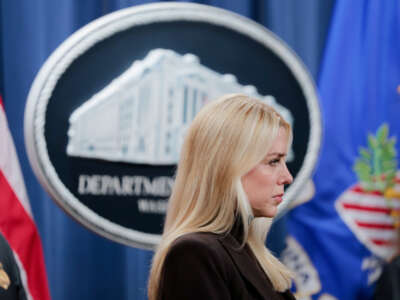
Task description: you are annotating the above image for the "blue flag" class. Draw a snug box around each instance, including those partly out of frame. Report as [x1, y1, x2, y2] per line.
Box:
[284, 1, 400, 299]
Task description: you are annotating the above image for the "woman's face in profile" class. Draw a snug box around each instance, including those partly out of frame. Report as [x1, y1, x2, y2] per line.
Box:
[241, 127, 293, 218]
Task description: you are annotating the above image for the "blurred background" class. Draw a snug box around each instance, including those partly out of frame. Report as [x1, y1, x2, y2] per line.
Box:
[1, 1, 399, 300]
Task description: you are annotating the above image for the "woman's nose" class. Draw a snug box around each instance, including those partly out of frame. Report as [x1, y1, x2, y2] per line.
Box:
[279, 164, 293, 185]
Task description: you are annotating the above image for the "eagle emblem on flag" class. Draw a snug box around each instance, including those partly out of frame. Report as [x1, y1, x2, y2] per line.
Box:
[336, 124, 400, 260]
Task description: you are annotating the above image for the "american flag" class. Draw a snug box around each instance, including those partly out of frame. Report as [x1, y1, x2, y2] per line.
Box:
[0, 95, 51, 299]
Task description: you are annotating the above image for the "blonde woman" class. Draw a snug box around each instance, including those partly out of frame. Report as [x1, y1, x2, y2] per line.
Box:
[148, 94, 296, 300]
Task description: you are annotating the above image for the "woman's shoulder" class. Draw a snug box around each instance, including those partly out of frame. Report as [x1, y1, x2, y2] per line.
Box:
[166, 232, 227, 264]
[163, 232, 231, 281]
[170, 232, 222, 252]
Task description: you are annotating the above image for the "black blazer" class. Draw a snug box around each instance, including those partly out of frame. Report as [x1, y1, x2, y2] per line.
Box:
[158, 230, 296, 300]
[373, 255, 400, 300]
[0, 233, 27, 300]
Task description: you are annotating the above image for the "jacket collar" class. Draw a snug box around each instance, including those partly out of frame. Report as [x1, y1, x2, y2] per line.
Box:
[218, 224, 295, 300]
[218, 230, 277, 298]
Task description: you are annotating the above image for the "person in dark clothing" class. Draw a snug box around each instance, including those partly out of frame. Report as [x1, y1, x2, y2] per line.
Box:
[374, 222, 400, 300]
[148, 94, 295, 300]
[0, 232, 27, 300]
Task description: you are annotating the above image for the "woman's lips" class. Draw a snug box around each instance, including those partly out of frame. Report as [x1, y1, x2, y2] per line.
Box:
[274, 194, 284, 204]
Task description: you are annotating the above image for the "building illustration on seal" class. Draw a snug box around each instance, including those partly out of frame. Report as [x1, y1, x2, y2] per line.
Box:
[66, 48, 294, 165]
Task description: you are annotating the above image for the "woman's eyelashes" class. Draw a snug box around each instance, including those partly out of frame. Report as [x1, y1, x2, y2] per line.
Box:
[268, 158, 280, 166]
[261, 157, 281, 167]
[265, 154, 287, 167]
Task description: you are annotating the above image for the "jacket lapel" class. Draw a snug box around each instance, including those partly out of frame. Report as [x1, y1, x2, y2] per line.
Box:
[218, 233, 277, 299]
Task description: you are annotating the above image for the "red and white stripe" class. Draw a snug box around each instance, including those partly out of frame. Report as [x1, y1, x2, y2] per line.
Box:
[336, 179, 400, 259]
[0, 97, 51, 299]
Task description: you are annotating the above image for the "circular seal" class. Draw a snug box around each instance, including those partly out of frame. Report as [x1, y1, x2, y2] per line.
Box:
[24, 3, 321, 249]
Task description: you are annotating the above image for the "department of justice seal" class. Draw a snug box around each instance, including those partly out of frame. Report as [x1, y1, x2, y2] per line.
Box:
[24, 3, 321, 249]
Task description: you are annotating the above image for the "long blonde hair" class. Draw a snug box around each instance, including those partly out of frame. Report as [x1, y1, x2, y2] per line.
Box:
[148, 94, 293, 299]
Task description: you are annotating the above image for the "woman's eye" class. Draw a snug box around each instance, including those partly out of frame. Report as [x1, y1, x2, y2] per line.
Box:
[268, 159, 280, 166]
